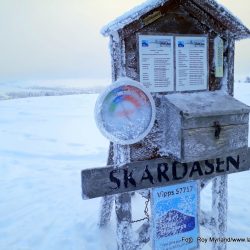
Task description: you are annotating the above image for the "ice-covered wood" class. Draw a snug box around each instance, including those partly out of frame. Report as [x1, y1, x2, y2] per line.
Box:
[124, 6, 208, 82]
[160, 97, 182, 159]
[199, 173, 228, 249]
[182, 1, 229, 39]
[101, 0, 166, 36]
[110, 32, 126, 81]
[200, 177, 213, 190]
[193, 0, 249, 40]
[183, 124, 248, 162]
[162, 91, 250, 162]
[99, 0, 250, 248]
[81, 149, 250, 199]
[226, 37, 235, 95]
[99, 143, 114, 227]
[113, 144, 136, 250]
[101, 0, 250, 40]
[211, 175, 228, 250]
[120, 6, 237, 94]
[134, 222, 150, 248]
[200, 210, 215, 231]
[108, 2, 240, 93]
[165, 91, 250, 118]
[183, 114, 249, 130]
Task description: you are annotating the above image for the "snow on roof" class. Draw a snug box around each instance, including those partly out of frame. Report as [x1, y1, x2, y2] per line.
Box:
[101, 0, 250, 39]
[165, 91, 250, 118]
[101, 0, 166, 36]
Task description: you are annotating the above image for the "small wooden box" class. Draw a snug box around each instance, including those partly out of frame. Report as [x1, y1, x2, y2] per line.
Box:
[162, 91, 250, 162]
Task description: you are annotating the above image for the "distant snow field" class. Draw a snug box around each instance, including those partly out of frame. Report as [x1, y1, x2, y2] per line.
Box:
[0, 78, 109, 100]
[0, 81, 250, 250]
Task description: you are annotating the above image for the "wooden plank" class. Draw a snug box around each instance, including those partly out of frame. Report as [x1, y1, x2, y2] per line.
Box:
[226, 37, 235, 96]
[165, 92, 250, 118]
[183, 124, 248, 162]
[200, 210, 215, 231]
[81, 149, 250, 199]
[192, 0, 250, 39]
[135, 221, 150, 247]
[115, 192, 134, 250]
[110, 31, 126, 81]
[211, 175, 227, 250]
[200, 177, 213, 190]
[121, 0, 179, 39]
[183, 0, 229, 38]
[99, 142, 114, 228]
[183, 113, 249, 129]
[163, 98, 182, 159]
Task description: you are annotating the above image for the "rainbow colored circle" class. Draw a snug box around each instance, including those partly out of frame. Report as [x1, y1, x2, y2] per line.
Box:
[95, 78, 156, 145]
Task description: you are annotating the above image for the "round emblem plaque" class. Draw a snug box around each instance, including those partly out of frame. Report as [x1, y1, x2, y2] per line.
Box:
[95, 78, 156, 145]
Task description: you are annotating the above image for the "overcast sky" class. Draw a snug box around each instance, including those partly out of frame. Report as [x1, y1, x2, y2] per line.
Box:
[0, 0, 249, 83]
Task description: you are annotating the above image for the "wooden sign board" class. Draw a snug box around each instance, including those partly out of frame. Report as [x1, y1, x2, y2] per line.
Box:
[81, 149, 250, 199]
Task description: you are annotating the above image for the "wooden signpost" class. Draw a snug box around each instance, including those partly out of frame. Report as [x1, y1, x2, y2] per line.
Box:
[82, 150, 250, 199]
[82, 0, 250, 249]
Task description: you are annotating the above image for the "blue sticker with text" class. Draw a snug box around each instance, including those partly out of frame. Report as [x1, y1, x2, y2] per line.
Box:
[152, 181, 199, 250]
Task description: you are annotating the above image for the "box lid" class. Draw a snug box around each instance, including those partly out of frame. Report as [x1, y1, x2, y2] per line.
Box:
[165, 91, 250, 118]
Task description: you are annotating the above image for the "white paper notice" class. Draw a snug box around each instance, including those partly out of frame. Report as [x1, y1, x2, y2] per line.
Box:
[139, 35, 174, 92]
[176, 36, 208, 91]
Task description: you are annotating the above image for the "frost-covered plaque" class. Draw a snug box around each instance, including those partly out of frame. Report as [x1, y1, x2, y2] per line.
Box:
[139, 35, 174, 92]
[176, 36, 208, 91]
[95, 78, 156, 145]
[151, 181, 199, 250]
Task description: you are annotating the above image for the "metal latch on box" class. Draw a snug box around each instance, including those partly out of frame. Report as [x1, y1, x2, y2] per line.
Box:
[214, 121, 221, 139]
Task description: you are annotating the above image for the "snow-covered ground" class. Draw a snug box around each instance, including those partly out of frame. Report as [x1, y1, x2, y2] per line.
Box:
[0, 78, 109, 100]
[0, 82, 250, 250]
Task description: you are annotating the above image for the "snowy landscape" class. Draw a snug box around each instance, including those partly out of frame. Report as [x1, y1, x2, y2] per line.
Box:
[1, 0, 250, 248]
[0, 79, 109, 101]
[0, 79, 249, 250]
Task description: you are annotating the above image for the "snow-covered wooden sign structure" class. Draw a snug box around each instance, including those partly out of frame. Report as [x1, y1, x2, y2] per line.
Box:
[82, 0, 250, 249]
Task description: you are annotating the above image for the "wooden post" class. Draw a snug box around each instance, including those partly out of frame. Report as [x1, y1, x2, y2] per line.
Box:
[114, 144, 136, 250]
[115, 193, 134, 250]
[99, 29, 127, 229]
[212, 176, 228, 250]
[99, 143, 114, 227]
[211, 35, 234, 250]
[99, 195, 114, 228]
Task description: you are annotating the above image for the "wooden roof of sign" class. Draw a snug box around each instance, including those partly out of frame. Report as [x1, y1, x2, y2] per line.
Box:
[101, 0, 250, 40]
